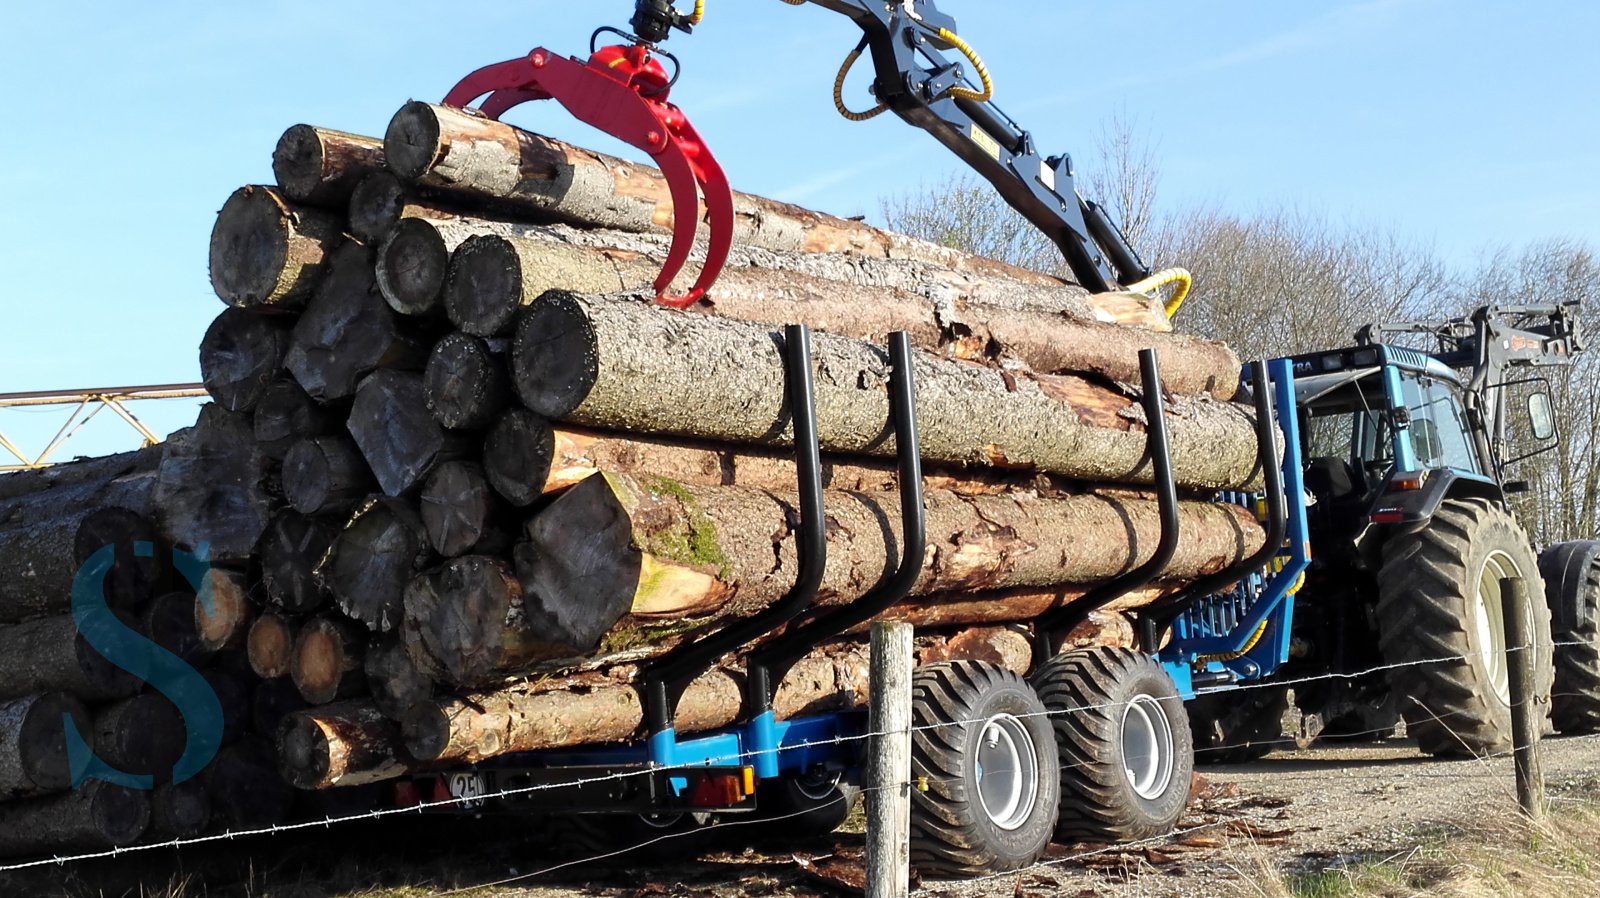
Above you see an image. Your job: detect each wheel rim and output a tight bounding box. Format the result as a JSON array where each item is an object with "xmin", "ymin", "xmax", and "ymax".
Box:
[
  {"xmin": 1121, "ymin": 695, "xmax": 1175, "ymax": 800},
  {"xmin": 792, "ymin": 768, "xmax": 843, "ymax": 802},
  {"xmin": 1475, "ymin": 549, "xmax": 1521, "ymax": 706},
  {"xmin": 973, "ymin": 714, "xmax": 1038, "ymax": 831}
]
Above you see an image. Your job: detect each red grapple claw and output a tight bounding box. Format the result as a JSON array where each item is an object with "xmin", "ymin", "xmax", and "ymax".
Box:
[{"xmin": 444, "ymin": 44, "xmax": 733, "ymax": 308}]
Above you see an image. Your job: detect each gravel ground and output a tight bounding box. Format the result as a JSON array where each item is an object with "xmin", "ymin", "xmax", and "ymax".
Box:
[{"xmin": 5, "ymin": 733, "xmax": 1597, "ymax": 897}]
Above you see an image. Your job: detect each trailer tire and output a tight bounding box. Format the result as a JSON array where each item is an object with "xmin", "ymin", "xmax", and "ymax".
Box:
[
  {"xmin": 1187, "ymin": 686, "xmax": 1289, "ymax": 764},
  {"xmin": 1031, "ymin": 647, "xmax": 1193, "ymax": 842},
  {"xmin": 908, "ymin": 661, "xmax": 1059, "ymax": 876},
  {"xmin": 1376, "ymin": 498, "xmax": 1553, "ymax": 756},
  {"xmin": 1540, "ymin": 541, "xmax": 1600, "ymax": 734},
  {"xmin": 758, "ymin": 768, "xmax": 861, "ymax": 838}
]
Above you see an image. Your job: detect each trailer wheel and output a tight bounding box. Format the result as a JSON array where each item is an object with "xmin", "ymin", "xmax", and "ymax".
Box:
[
  {"xmin": 1376, "ymin": 498, "xmax": 1554, "ymax": 756},
  {"xmin": 908, "ymin": 661, "xmax": 1059, "ymax": 876},
  {"xmin": 757, "ymin": 768, "xmax": 861, "ymax": 837},
  {"xmin": 1187, "ymin": 686, "xmax": 1289, "ymax": 764},
  {"xmin": 1540, "ymin": 542, "xmax": 1600, "ymax": 734},
  {"xmin": 1030, "ymin": 647, "xmax": 1193, "ymax": 842}
]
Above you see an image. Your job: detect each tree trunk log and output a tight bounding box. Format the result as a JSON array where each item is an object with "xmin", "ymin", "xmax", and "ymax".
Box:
[
  {"xmin": 205, "ymin": 738, "xmax": 293, "ymax": 829},
  {"xmin": 320, "ymin": 497, "xmax": 430, "ymax": 632},
  {"xmin": 76, "ymin": 505, "xmax": 168, "ymax": 611},
  {"xmin": 348, "ymin": 370, "xmax": 471, "ymax": 496},
  {"xmin": 194, "ymin": 568, "xmax": 255, "ymax": 653},
  {"xmin": 290, "ymin": 616, "xmax": 367, "ymax": 705},
  {"xmin": 284, "ymin": 243, "xmax": 430, "ymax": 402},
  {"xmin": 278, "ymin": 701, "xmax": 410, "ymax": 789},
  {"xmin": 0, "ymin": 614, "xmax": 142, "ymax": 702},
  {"xmin": 0, "ymin": 693, "xmax": 91, "ymax": 799},
  {"xmin": 401, "ymin": 556, "xmax": 528, "ymax": 687},
  {"xmin": 92, "ymin": 693, "xmax": 184, "ymax": 779},
  {"xmin": 450, "ymin": 228, "xmax": 1229, "ymax": 392},
  {"xmin": 381, "ymin": 103, "xmax": 1170, "ymax": 329},
  {"xmin": 513, "ymin": 293, "xmax": 1263, "ymax": 491},
  {"xmin": 419, "ymin": 461, "xmax": 505, "ymax": 558},
  {"xmin": 283, "ymin": 436, "xmax": 376, "ymax": 516},
  {"xmin": 0, "ymin": 483, "xmax": 158, "ymax": 625},
  {"xmin": 253, "ymin": 377, "xmax": 333, "ymax": 460},
  {"xmin": 378, "ymin": 218, "xmax": 550, "ymax": 318},
  {"xmin": 248, "ymin": 612, "xmax": 296, "ymax": 679},
  {"xmin": 365, "ymin": 637, "xmax": 433, "ymax": 720},
  {"xmin": 257, "ymin": 511, "xmax": 335, "ymax": 613},
  {"xmin": 0, "ymin": 446, "xmax": 158, "ymax": 506},
  {"xmin": 209, "ymin": 186, "xmax": 342, "ymax": 311},
  {"xmin": 0, "ymin": 781, "xmax": 150, "ymax": 856},
  {"xmin": 151, "ymin": 778, "xmax": 212, "ymax": 838},
  {"xmin": 423, "ymin": 333, "xmax": 510, "ymax": 430},
  {"xmin": 200, "ymin": 308, "xmax": 293, "ymax": 412},
  {"xmin": 273, "ymin": 125, "xmax": 386, "ymax": 206},
  {"xmin": 143, "ymin": 590, "xmax": 211, "ymax": 670},
  {"xmin": 154, "ymin": 405, "xmax": 274, "ymax": 563},
  {"xmin": 513, "ymin": 472, "xmax": 1260, "ymax": 664}
]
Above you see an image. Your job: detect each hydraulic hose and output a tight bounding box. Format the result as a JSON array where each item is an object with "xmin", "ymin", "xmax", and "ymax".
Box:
[{"xmin": 1125, "ymin": 267, "xmax": 1193, "ymax": 319}]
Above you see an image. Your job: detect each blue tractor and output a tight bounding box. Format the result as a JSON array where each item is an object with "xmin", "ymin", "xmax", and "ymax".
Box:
[{"xmin": 1180, "ymin": 302, "xmax": 1593, "ymax": 760}]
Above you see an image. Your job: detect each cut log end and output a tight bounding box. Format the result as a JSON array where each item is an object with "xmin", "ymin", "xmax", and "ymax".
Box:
[
  {"xmin": 290, "ymin": 617, "xmax": 366, "ymax": 705},
  {"xmin": 151, "ymin": 779, "xmax": 212, "ymax": 838},
  {"xmin": 419, "ymin": 460, "xmax": 499, "ymax": 557},
  {"xmin": 200, "ymin": 308, "xmax": 292, "ymax": 412},
  {"xmin": 253, "ymin": 378, "xmax": 330, "ymax": 460},
  {"xmin": 482, "ymin": 408, "xmax": 556, "ymax": 507},
  {"xmin": 323, "ymin": 497, "xmax": 428, "ymax": 633},
  {"xmin": 208, "ymin": 186, "xmax": 337, "ymax": 310},
  {"xmin": 511, "ymin": 290, "xmax": 598, "ymax": 419},
  {"xmin": 348, "ymin": 172, "xmax": 411, "ymax": 244},
  {"xmin": 248, "ymin": 613, "xmax": 296, "ymax": 679},
  {"xmin": 144, "ymin": 590, "xmax": 211, "ymax": 669},
  {"xmin": 377, "ymin": 218, "xmax": 453, "ymax": 316},
  {"xmin": 383, "ymin": 100, "xmax": 445, "ymax": 182},
  {"xmin": 6, "ymin": 693, "xmax": 91, "ymax": 794},
  {"xmin": 399, "ymin": 704, "xmax": 449, "ymax": 761},
  {"xmin": 91, "ymin": 783, "xmax": 154, "ymax": 847},
  {"xmin": 283, "ymin": 436, "xmax": 375, "ymax": 517},
  {"xmin": 258, "ymin": 511, "xmax": 334, "ymax": 613},
  {"xmin": 365, "ymin": 638, "xmax": 433, "ymax": 720},
  {"xmin": 446, "ymin": 235, "xmax": 530, "ymax": 336},
  {"xmin": 349, "ymin": 369, "xmax": 466, "ymax": 496},
  {"xmin": 73, "ymin": 505, "xmax": 165, "ymax": 610},
  {"xmin": 402, "ymin": 555, "xmax": 524, "ymax": 686},
  {"xmin": 194, "ymin": 568, "xmax": 255, "ymax": 652},
  {"xmin": 272, "ymin": 124, "xmax": 385, "ymax": 206},
  {"xmin": 424, "ymin": 332, "xmax": 509, "ymax": 431}
]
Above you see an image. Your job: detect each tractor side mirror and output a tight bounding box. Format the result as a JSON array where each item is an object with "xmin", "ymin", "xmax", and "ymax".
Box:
[{"xmin": 1527, "ymin": 392, "xmax": 1556, "ymax": 442}]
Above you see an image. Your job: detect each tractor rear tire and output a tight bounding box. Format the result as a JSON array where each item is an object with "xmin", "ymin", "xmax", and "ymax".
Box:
[
  {"xmin": 908, "ymin": 661, "xmax": 1059, "ymax": 876},
  {"xmin": 1540, "ymin": 542, "xmax": 1600, "ymax": 734},
  {"xmin": 1187, "ymin": 686, "xmax": 1290, "ymax": 764},
  {"xmin": 1030, "ymin": 647, "xmax": 1194, "ymax": 843},
  {"xmin": 1375, "ymin": 498, "xmax": 1553, "ymax": 757}
]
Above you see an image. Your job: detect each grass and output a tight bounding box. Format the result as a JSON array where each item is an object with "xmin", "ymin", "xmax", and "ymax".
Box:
[{"xmin": 1232, "ymin": 797, "xmax": 1600, "ymax": 898}]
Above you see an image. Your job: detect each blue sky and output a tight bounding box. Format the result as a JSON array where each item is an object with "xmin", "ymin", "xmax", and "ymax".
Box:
[{"xmin": 2, "ymin": 0, "xmax": 1596, "ymax": 459}]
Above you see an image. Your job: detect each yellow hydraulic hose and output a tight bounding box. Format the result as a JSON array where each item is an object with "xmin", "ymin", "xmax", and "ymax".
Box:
[
  {"xmin": 935, "ymin": 27, "xmax": 993, "ymax": 103},
  {"xmin": 1195, "ymin": 620, "xmax": 1269, "ymax": 665},
  {"xmin": 1125, "ymin": 267, "xmax": 1193, "ymax": 319},
  {"xmin": 834, "ymin": 46, "xmax": 889, "ymax": 121},
  {"xmin": 688, "ymin": 0, "xmax": 705, "ymax": 25}
]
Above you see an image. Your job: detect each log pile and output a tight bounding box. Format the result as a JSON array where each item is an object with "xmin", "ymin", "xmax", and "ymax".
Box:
[{"xmin": 0, "ymin": 107, "xmax": 1264, "ymax": 859}]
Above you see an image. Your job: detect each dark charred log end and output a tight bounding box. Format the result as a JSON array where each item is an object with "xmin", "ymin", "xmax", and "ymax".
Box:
[
  {"xmin": 258, "ymin": 511, "xmax": 335, "ymax": 613},
  {"xmin": 152, "ymin": 779, "xmax": 212, "ymax": 837},
  {"xmin": 326, "ymin": 498, "xmax": 427, "ymax": 633},
  {"xmin": 209, "ymin": 186, "xmax": 291, "ymax": 308},
  {"xmin": 512, "ymin": 290, "xmax": 598, "ymax": 419},
  {"xmin": 348, "ymin": 172, "xmax": 411, "ymax": 244},
  {"xmin": 89, "ymin": 783, "xmax": 152, "ymax": 846},
  {"xmin": 144, "ymin": 590, "xmax": 213, "ymax": 669},
  {"xmin": 284, "ymin": 436, "xmax": 374, "ymax": 516},
  {"xmin": 384, "ymin": 101, "xmax": 443, "ymax": 181},
  {"xmin": 73, "ymin": 505, "xmax": 166, "ymax": 609},
  {"xmin": 483, "ymin": 408, "xmax": 556, "ymax": 507},
  {"xmin": 200, "ymin": 308, "xmax": 292, "ymax": 411},
  {"xmin": 377, "ymin": 218, "xmax": 451, "ymax": 316},
  {"xmin": 517, "ymin": 476, "xmax": 642, "ymax": 653},
  {"xmin": 253, "ymin": 378, "xmax": 329, "ymax": 460},
  {"xmin": 277, "ymin": 714, "xmax": 333, "ymax": 789},
  {"xmin": 400, "ymin": 704, "xmax": 448, "ymax": 761},
  {"xmin": 271, "ymin": 124, "xmax": 329, "ymax": 203},
  {"xmin": 103, "ymin": 693, "xmax": 185, "ymax": 780},
  {"xmin": 446, "ymin": 235, "xmax": 525, "ymax": 337},
  {"xmin": 206, "ymin": 740, "xmax": 294, "ymax": 828},
  {"xmin": 19, "ymin": 693, "xmax": 90, "ymax": 792},
  {"xmin": 366, "ymin": 638, "xmax": 434, "ymax": 720},
  {"xmin": 420, "ymin": 460, "xmax": 496, "ymax": 557},
  {"xmin": 349, "ymin": 370, "xmax": 453, "ymax": 496},
  {"xmin": 424, "ymin": 332, "xmax": 509, "ymax": 431}
]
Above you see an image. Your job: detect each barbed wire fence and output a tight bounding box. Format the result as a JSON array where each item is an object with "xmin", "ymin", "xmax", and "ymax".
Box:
[{"xmin": 0, "ymin": 635, "xmax": 1591, "ymax": 896}]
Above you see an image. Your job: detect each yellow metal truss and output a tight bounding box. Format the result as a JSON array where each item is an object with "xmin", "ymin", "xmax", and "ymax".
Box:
[{"xmin": 0, "ymin": 383, "xmax": 207, "ymax": 471}]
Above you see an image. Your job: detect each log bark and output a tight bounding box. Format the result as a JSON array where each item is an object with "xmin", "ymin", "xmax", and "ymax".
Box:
[
  {"xmin": 248, "ymin": 612, "xmax": 296, "ymax": 679},
  {"xmin": 348, "ymin": 369, "xmax": 471, "ymax": 496},
  {"xmin": 0, "ymin": 481, "xmax": 158, "ymax": 625},
  {"xmin": 290, "ymin": 616, "xmax": 367, "ymax": 705},
  {"xmin": 450, "ymin": 228, "xmax": 1229, "ymax": 391},
  {"xmin": 0, "ymin": 781, "xmax": 150, "ymax": 856},
  {"xmin": 253, "ymin": 377, "xmax": 333, "ymax": 460},
  {"xmin": 0, "ymin": 693, "xmax": 91, "ymax": 799},
  {"xmin": 200, "ymin": 308, "xmax": 294, "ymax": 412},
  {"xmin": 513, "ymin": 472, "xmax": 1261, "ymax": 664},
  {"xmin": 0, "ymin": 614, "xmax": 142, "ymax": 702},
  {"xmin": 423, "ymin": 332, "xmax": 510, "ymax": 430},
  {"xmin": 320, "ymin": 497, "xmax": 430, "ymax": 632},
  {"xmin": 92, "ymin": 693, "xmax": 184, "ymax": 779},
  {"xmin": 401, "ymin": 556, "xmax": 527, "ymax": 687},
  {"xmin": 513, "ymin": 293, "xmax": 1263, "ymax": 490},
  {"xmin": 209, "ymin": 185, "xmax": 342, "ymax": 311},
  {"xmin": 193, "ymin": 568, "xmax": 255, "ymax": 653},
  {"xmin": 257, "ymin": 511, "xmax": 335, "ymax": 613},
  {"xmin": 151, "ymin": 778, "xmax": 212, "ymax": 838},
  {"xmin": 0, "ymin": 446, "xmax": 158, "ymax": 506},
  {"xmin": 419, "ymin": 461, "xmax": 504, "ymax": 557},
  {"xmin": 205, "ymin": 738, "xmax": 293, "ymax": 829},
  {"xmin": 284, "ymin": 242, "xmax": 430, "ymax": 402},
  {"xmin": 154, "ymin": 405, "xmax": 274, "ymax": 563},
  {"xmin": 381, "ymin": 103, "xmax": 1171, "ymax": 329},
  {"xmin": 273, "ymin": 125, "xmax": 386, "ymax": 206},
  {"xmin": 278, "ymin": 700, "xmax": 410, "ymax": 789},
  {"xmin": 143, "ymin": 590, "xmax": 211, "ymax": 669},
  {"xmin": 365, "ymin": 637, "xmax": 433, "ymax": 720},
  {"xmin": 283, "ymin": 436, "xmax": 376, "ymax": 516}
]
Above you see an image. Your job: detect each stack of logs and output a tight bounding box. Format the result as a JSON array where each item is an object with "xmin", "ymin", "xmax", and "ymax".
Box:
[{"xmin": 0, "ymin": 103, "xmax": 1267, "ymax": 858}]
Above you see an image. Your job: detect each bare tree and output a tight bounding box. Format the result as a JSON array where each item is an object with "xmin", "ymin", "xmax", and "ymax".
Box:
[{"xmin": 1083, "ymin": 109, "xmax": 1161, "ymax": 250}]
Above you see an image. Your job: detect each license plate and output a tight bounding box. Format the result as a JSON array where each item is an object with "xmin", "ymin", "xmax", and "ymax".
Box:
[{"xmin": 447, "ymin": 772, "xmax": 487, "ymax": 810}]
